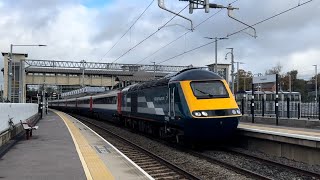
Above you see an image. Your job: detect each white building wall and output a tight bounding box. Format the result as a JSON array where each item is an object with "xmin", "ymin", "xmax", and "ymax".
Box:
[{"xmin": 0, "ymin": 103, "xmax": 38, "ymax": 133}]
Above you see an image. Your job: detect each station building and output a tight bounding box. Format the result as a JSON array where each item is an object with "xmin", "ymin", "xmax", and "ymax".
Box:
[{"xmin": 1, "ymin": 52, "xmax": 202, "ymax": 103}]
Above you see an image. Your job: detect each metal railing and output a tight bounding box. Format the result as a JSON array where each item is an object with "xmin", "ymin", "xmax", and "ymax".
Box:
[
  {"xmin": 237, "ymin": 97, "xmax": 320, "ymax": 121},
  {"xmin": 24, "ymin": 59, "xmax": 208, "ymax": 73}
]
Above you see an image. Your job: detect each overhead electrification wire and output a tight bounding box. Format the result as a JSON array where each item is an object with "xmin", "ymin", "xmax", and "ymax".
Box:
[
  {"xmin": 229, "ymin": 0, "xmax": 240, "ymax": 4},
  {"xmin": 100, "ymin": 0, "xmax": 155, "ymax": 60},
  {"xmin": 135, "ymin": 9, "xmax": 223, "ymax": 64},
  {"xmin": 227, "ymin": 0, "xmax": 313, "ymax": 38},
  {"xmin": 156, "ymin": 0, "xmax": 313, "ymax": 65},
  {"xmin": 135, "ymin": 0, "xmax": 241, "ymax": 64},
  {"xmin": 111, "ymin": 4, "xmax": 189, "ymax": 63},
  {"xmin": 157, "ymin": 41, "xmax": 215, "ymax": 65}
]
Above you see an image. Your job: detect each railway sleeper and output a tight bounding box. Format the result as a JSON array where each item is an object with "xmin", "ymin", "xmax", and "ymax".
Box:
[
  {"xmin": 139, "ymin": 164, "xmax": 164, "ymax": 169},
  {"xmin": 151, "ymin": 172, "xmax": 180, "ymax": 178},
  {"xmin": 138, "ymin": 163, "xmax": 163, "ymax": 168},
  {"xmin": 148, "ymin": 168, "xmax": 173, "ymax": 174},
  {"xmin": 130, "ymin": 156, "xmax": 152, "ymax": 162},
  {"xmin": 134, "ymin": 159, "xmax": 155, "ymax": 164},
  {"xmin": 154, "ymin": 175, "xmax": 184, "ymax": 180},
  {"xmin": 142, "ymin": 166, "xmax": 169, "ymax": 171},
  {"xmin": 127, "ymin": 155, "xmax": 152, "ymax": 160},
  {"xmin": 137, "ymin": 161, "xmax": 160, "ymax": 167}
]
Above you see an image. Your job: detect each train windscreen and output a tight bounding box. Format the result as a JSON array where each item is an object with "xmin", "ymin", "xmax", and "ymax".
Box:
[{"xmin": 190, "ymin": 81, "xmax": 229, "ymax": 99}]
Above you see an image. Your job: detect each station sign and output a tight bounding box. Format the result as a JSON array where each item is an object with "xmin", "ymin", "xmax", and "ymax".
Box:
[{"xmin": 253, "ymin": 74, "xmax": 276, "ymax": 84}]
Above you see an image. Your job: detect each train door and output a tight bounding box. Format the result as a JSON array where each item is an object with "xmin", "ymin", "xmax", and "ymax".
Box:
[
  {"xmin": 131, "ymin": 92, "xmax": 138, "ymax": 114},
  {"xmin": 168, "ymin": 83, "xmax": 175, "ymax": 120},
  {"xmin": 117, "ymin": 92, "xmax": 122, "ymax": 114},
  {"xmin": 169, "ymin": 83, "xmax": 183, "ymax": 120}
]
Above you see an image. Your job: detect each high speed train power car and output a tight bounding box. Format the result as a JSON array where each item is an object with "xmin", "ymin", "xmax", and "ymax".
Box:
[{"xmin": 49, "ymin": 68, "xmax": 241, "ymax": 142}]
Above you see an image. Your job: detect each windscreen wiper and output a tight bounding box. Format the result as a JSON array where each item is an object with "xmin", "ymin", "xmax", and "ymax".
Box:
[{"xmin": 194, "ymin": 88, "xmax": 214, "ymax": 97}]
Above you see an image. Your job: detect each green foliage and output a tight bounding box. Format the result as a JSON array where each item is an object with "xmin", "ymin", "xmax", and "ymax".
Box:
[{"xmin": 235, "ymin": 69, "xmax": 253, "ymax": 91}]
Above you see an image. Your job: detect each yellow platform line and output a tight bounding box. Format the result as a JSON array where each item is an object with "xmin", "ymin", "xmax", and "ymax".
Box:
[{"xmin": 53, "ymin": 110, "xmax": 114, "ymax": 180}]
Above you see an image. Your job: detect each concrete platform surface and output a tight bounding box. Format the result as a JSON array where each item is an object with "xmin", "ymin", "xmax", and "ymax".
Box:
[
  {"xmin": 238, "ymin": 122, "xmax": 320, "ymax": 165},
  {"xmin": 0, "ymin": 111, "xmax": 86, "ymax": 180},
  {"xmin": 239, "ymin": 122, "xmax": 320, "ymax": 141},
  {"xmin": 53, "ymin": 110, "xmax": 152, "ymax": 180},
  {"xmin": 0, "ymin": 111, "xmax": 152, "ymax": 180}
]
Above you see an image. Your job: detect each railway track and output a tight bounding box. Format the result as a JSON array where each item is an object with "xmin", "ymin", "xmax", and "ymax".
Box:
[
  {"xmin": 186, "ymin": 150, "xmax": 273, "ymax": 180},
  {"xmin": 69, "ymin": 114, "xmax": 281, "ymax": 179},
  {"xmin": 221, "ymin": 147, "xmax": 320, "ymax": 179},
  {"xmin": 70, "ymin": 114, "xmax": 199, "ymax": 180},
  {"xmin": 69, "ymin": 113, "xmax": 320, "ymax": 179},
  {"xmin": 174, "ymin": 142, "xmax": 320, "ymax": 179}
]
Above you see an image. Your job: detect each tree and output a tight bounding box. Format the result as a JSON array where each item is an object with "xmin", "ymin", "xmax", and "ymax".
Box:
[
  {"xmin": 311, "ymin": 74, "xmax": 320, "ymax": 90},
  {"xmin": 235, "ymin": 69, "xmax": 253, "ymax": 92},
  {"xmin": 265, "ymin": 62, "xmax": 282, "ymax": 75},
  {"xmin": 281, "ymin": 69, "xmax": 309, "ymax": 101},
  {"xmin": 282, "ymin": 70, "xmax": 298, "ymax": 91}
]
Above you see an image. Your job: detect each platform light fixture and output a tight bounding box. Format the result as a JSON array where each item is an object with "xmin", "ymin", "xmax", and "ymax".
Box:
[
  {"xmin": 313, "ymin": 65, "xmax": 318, "ymax": 101},
  {"xmin": 225, "ymin": 48, "xmax": 235, "ymax": 94}
]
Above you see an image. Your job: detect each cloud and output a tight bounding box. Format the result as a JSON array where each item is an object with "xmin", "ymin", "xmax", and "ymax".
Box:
[
  {"xmin": 0, "ymin": 0, "xmax": 319, "ymax": 87},
  {"xmin": 286, "ymin": 48, "xmax": 320, "ymax": 79}
]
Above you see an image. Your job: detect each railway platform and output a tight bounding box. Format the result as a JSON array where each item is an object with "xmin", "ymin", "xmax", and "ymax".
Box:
[
  {"xmin": 0, "ymin": 110, "xmax": 151, "ymax": 180},
  {"xmin": 237, "ymin": 122, "xmax": 320, "ymax": 165}
]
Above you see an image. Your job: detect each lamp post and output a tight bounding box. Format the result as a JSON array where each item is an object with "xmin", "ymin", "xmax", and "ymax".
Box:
[
  {"xmin": 225, "ymin": 48, "xmax": 234, "ymax": 94},
  {"xmin": 204, "ymin": 37, "xmax": 228, "ymax": 73},
  {"xmin": 235, "ymin": 61, "xmax": 245, "ymax": 92},
  {"xmin": 313, "ymin": 65, "xmax": 318, "ymax": 101},
  {"xmin": 8, "ymin": 44, "xmax": 46, "ymax": 103},
  {"xmin": 80, "ymin": 60, "xmax": 86, "ymax": 88}
]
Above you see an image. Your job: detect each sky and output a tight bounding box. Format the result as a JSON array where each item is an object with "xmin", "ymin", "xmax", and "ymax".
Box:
[{"xmin": 0, "ymin": 0, "xmax": 319, "ymax": 87}]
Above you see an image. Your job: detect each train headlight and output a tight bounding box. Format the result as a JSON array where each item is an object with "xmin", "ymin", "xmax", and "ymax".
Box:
[
  {"xmin": 231, "ymin": 110, "xmax": 237, "ymax": 115},
  {"xmin": 193, "ymin": 112, "xmax": 202, "ymax": 117},
  {"xmin": 201, "ymin": 111, "xmax": 208, "ymax": 117},
  {"xmin": 236, "ymin": 109, "xmax": 241, "ymax": 114}
]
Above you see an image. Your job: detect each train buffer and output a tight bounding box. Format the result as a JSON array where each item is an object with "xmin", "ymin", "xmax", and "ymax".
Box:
[{"xmin": 20, "ymin": 120, "xmax": 39, "ymax": 140}]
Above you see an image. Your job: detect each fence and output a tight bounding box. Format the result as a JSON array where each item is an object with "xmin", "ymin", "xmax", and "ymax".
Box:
[{"xmin": 237, "ymin": 97, "xmax": 320, "ymax": 120}]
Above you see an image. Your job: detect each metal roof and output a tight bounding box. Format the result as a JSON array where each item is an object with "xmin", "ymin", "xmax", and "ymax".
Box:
[
  {"xmin": 206, "ymin": 63, "xmax": 231, "ymax": 66},
  {"xmin": 25, "ymin": 67, "xmax": 168, "ymax": 76},
  {"xmin": 116, "ymin": 76, "xmax": 156, "ymax": 82},
  {"xmin": 26, "ymin": 68, "xmax": 133, "ymax": 76},
  {"xmin": 24, "ymin": 59, "xmax": 205, "ymax": 72},
  {"xmin": 2, "ymin": 52, "xmax": 28, "ymax": 57}
]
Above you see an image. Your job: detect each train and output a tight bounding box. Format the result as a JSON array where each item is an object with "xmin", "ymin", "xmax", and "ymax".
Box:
[{"xmin": 49, "ymin": 68, "xmax": 241, "ymax": 143}]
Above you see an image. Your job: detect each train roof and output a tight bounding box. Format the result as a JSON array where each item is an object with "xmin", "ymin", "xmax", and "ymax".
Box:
[
  {"xmin": 127, "ymin": 68, "xmax": 222, "ymax": 91},
  {"xmin": 49, "ymin": 90, "xmax": 119, "ymax": 102},
  {"xmin": 169, "ymin": 68, "xmax": 222, "ymax": 81}
]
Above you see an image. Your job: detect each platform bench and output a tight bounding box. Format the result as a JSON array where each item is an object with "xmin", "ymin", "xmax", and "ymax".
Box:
[{"xmin": 20, "ymin": 120, "xmax": 39, "ymax": 140}]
